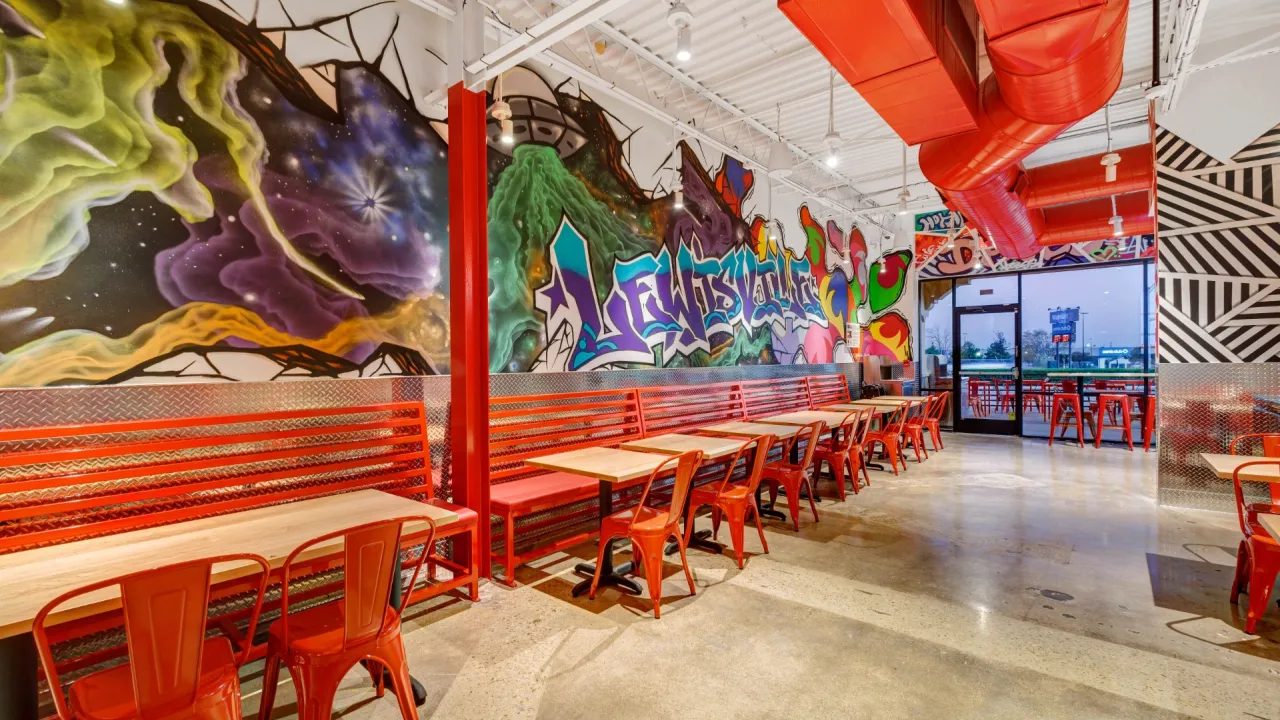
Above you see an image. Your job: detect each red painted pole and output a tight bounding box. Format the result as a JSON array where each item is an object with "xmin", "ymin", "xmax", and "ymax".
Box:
[{"xmin": 448, "ymin": 82, "xmax": 491, "ymax": 579}]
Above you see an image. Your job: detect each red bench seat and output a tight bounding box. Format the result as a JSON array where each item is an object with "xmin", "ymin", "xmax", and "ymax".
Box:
[{"xmin": 490, "ymin": 471, "xmax": 598, "ymax": 514}]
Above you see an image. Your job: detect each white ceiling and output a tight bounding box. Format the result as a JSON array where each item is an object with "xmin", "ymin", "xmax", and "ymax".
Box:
[{"xmin": 484, "ymin": 0, "xmax": 1280, "ymax": 216}]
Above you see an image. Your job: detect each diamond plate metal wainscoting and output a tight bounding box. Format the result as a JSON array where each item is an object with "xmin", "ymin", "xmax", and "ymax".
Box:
[{"xmin": 1158, "ymin": 363, "xmax": 1280, "ymax": 512}]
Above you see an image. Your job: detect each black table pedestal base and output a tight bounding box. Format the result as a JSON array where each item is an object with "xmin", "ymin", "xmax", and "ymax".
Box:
[{"xmin": 572, "ymin": 553, "xmax": 641, "ymax": 597}]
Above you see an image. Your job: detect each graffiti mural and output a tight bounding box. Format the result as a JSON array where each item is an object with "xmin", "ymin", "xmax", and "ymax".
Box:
[
  {"xmin": 915, "ymin": 210, "xmax": 1155, "ymax": 278},
  {"xmin": 0, "ymin": 0, "xmax": 861, "ymax": 387}
]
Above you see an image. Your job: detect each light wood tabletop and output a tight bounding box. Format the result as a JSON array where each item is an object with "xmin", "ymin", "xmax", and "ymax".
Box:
[
  {"xmin": 757, "ymin": 410, "xmax": 854, "ymax": 427},
  {"xmin": 621, "ymin": 433, "xmax": 746, "ymax": 459},
  {"xmin": 1260, "ymin": 513, "xmax": 1280, "ymax": 541},
  {"xmin": 1045, "ymin": 372, "xmax": 1157, "ymax": 378},
  {"xmin": 876, "ymin": 395, "xmax": 928, "ymax": 403},
  {"xmin": 822, "ymin": 403, "xmax": 886, "ymax": 414},
  {"xmin": 849, "ymin": 398, "xmax": 908, "ymax": 407},
  {"xmin": 1200, "ymin": 453, "xmax": 1280, "ymax": 482},
  {"xmin": 0, "ymin": 490, "xmax": 455, "ymax": 640},
  {"xmin": 525, "ymin": 446, "xmax": 672, "ymax": 483},
  {"xmin": 701, "ymin": 421, "xmax": 800, "ymax": 439}
]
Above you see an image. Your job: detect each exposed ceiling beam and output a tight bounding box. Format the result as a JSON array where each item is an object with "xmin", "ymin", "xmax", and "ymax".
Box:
[{"xmin": 1162, "ymin": 0, "xmax": 1214, "ymax": 111}]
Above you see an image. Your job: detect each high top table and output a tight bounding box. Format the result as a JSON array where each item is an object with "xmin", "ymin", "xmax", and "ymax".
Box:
[
  {"xmin": 0, "ymin": 490, "xmax": 457, "ymax": 719},
  {"xmin": 525, "ymin": 447, "xmax": 672, "ymax": 597}
]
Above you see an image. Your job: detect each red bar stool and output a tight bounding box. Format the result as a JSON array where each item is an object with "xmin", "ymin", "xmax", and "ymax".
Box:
[
  {"xmin": 258, "ymin": 516, "xmax": 438, "ymax": 720},
  {"xmin": 1048, "ymin": 386, "xmax": 1085, "ymax": 447},
  {"xmin": 1095, "ymin": 394, "xmax": 1134, "ymax": 450},
  {"xmin": 34, "ymin": 554, "xmax": 271, "ymax": 720}
]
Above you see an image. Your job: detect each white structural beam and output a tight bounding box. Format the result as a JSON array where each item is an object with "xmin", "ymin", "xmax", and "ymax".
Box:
[
  {"xmin": 408, "ymin": 0, "xmax": 879, "ymax": 224},
  {"xmin": 464, "ymin": 0, "xmax": 637, "ymax": 88},
  {"xmin": 1162, "ymin": 0, "xmax": 1214, "ymax": 112}
]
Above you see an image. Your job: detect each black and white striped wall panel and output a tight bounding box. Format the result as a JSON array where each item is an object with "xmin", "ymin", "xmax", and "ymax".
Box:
[{"xmin": 1157, "ymin": 124, "xmax": 1280, "ymax": 363}]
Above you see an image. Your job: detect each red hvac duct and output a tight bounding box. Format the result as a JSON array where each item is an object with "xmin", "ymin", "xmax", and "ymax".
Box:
[
  {"xmin": 1025, "ymin": 146, "xmax": 1154, "ymax": 208},
  {"xmin": 781, "ymin": 0, "xmax": 1137, "ymax": 260},
  {"xmin": 1038, "ymin": 191, "xmax": 1154, "ymax": 246}
]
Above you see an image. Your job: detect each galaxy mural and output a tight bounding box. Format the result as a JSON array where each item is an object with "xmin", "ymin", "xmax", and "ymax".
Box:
[{"xmin": 0, "ymin": 0, "xmax": 869, "ymax": 387}]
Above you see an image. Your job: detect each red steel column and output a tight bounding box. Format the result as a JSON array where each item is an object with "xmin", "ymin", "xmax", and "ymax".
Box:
[{"xmin": 448, "ymin": 82, "xmax": 490, "ymax": 579}]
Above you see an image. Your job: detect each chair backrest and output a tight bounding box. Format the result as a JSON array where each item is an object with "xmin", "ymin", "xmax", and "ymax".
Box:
[
  {"xmin": 929, "ymin": 392, "xmax": 950, "ymax": 420},
  {"xmin": 717, "ymin": 434, "xmax": 777, "ymax": 496},
  {"xmin": 835, "ymin": 411, "xmax": 865, "ymax": 453},
  {"xmin": 852, "ymin": 408, "xmax": 875, "ymax": 445},
  {"xmin": 0, "ymin": 403, "xmax": 433, "ymax": 555},
  {"xmin": 791, "ymin": 421, "xmax": 826, "ymax": 471},
  {"xmin": 1230, "ymin": 433, "xmax": 1280, "ymax": 457},
  {"xmin": 633, "ymin": 450, "xmax": 704, "ymax": 529},
  {"xmin": 489, "ymin": 389, "xmax": 643, "ymax": 485},
  {"xmin": 278, "ymin": 515, "xmax": 436, "ymax": 651},
  {"xmin": 1061, "ymin": 379, "xmax": 1077, "ymax": 393},
  {"xmin": 638, "ymin": 383, "xmax": 745, "ymax": 436},
  {"xmin": 882, "ymin": 403, "xmax": 909, "ymax": 430},
  {"xmin": 33, "ymin": 554, "xmax": 270, "ymax": 720},
  {"xmin": 1232, "ymin": 461, "xmax": 1280, "ymax": 535}
]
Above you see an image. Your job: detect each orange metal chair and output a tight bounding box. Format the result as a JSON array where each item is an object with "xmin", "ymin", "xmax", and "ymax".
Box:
[
  {"xmin": 813, "ymin": 410, "xmax": 873, "ymax": 500},
  {"xmin": 1048, "ymin": 381, "xmax": 1085, "ymax": 447},
  {"xmin": 865, "ymin": 404, "xmax": 909, "ymax": 474},
  {"xmin": 33, "ymin": 554, "xmax": 271, "ymax": 720},
  {"xmin": 589, "ymin": 450, "xmax": 703, "ymax": 618},
  {"xmin": 763, "ymin": 421, "xmax": 825, "ymax": 530},
  {"xmin": 1230, "ymin": 434, "xmax": 1280, "ymax": 510},
  {"xmin": 921, "ymin": 391, "xmax": 949, "ymax": 450},
  {"xmin": 1094, "ymin": 394, "xmax": 1134, "ymax": 450},
  {"xmin": 1228, "ymin": 460, "xmax": 1280, "ymax": 634},
  {"xmin": 901, "ymin": 399, "xmax": 931, "ymax": 462},
  {"xmin": 685, "ymin": 435, "xmax": 776, "ymax": 569},
  {"xmin": 258, "ymin": 516, "xmax": 437, "ymax": 720}
]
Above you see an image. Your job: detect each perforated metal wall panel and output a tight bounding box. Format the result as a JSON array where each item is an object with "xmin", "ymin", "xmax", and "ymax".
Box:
[{"xmin": 1157, "ymin": 363, "xmax": 1280, "ymax": 511}]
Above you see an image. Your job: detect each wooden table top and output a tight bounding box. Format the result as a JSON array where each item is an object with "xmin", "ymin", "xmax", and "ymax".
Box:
[
  {"xmin": 621, "ymin": 433, "xmax": 746, "ymax": 459},
  {"xmin": 822, "ymin": 403, "xmax": 886, "ymax": 414},
  {"xmin": 758, "ymin": 410, "xmax": 854, "ymax": 427},
  {"xmin": 525, "ymin": 446, "xmax": 672, "ymax": 483},
  {"xmin": 876, "ymin": 395, "xmax": 927, "ymax": 403},
  {"xmin": 701, "ymin": 421, "xmax": 800, "ymax": 439},
  {"xmin": 850, "ymin": 398, "xmax": 908, "ymax": 406},
  {"xmin": 1044, "ymin": 372, "xmax": 1157, "ymax": 378},
  {"xmin": 0, "ymin": 490, "xmax": 455, "ymax": 640},
  {"xmin": 1200, "ymin": 453, "xmax": 1280, "ymax": 482},
  {"xmin": 1260, "ymin": 513, "xmax": 1280, "ymax": 541}
]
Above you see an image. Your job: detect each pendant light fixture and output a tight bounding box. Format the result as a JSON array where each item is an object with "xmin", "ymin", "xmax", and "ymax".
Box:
[
  {"xmin": 671, "ymin": 126, "xmax": 684, "ymax": 211},
  {"xmin": 823, "ymin": 67, "xmax": 841, "ymax": 168},
  {"xmin": 768, "ymin": 104, "xmax": 793, "ymax": 178},
  {"xmin": 766, "ymin": 174, "xmax": 778, "ymax": 242},
  {"xmin": 491, "ymin": 72, "xmax": 514, "ymax": 146},
  {"xmin": 1100, "ymin": 104, "xmax": 1120, "ymax": 183},
  {"xmin": 668, "ymin": 3, "xmax": 694, "ymax": 64},
  {"xmin": 896, "ymin": 143, "xmax": 911, "ymax": 215}
]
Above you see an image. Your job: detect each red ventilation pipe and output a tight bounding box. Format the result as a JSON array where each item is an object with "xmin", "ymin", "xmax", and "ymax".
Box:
[
  {"xmin": 781, "ymin": 0, "xmax": 1137, "ymax": 260},
  {"xmin": 1024, "ymin": 145, "xmax": 1154, "ymax": 209},
  {"xmin": 1038, "ymin": 191, "xmax": 1154, "ymax": 246}
]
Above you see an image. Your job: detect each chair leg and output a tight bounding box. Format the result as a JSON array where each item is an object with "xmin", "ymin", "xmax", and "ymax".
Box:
[
  {"xmin": 633, "ymin": 535, "xmax": 668, "ymax": 618},
  {"xmin": 724, "ymin": 502, "xmax": 747, "ymax": 569},
  {"xmin": 379, "ymin": 637, "xmax": 420, "ymax": 720},
  {"xmin": 750, "ymin": 500, "xmax": 769, "ymax": 556},
  {"xmin": 294, "ymin": 662, "xmax": 340, "ymax": 720},
  {"xmin": 1244, "ymin": 551, "xmax": 1278, "ymax": 634},
  {"xmin": 257, "ymin": 654, "xmax": 282, "ymax": 720},
  {"xmin": 803, "ymin": 478, "xmax": 819, "ymax": 522},
  {"xmin": 1230, "ymin": 539, "xmax": 1249, "ymax": 603},
  {"xmin": 674, "ymin": 533, "xmax": 697, "ymax": 596}
]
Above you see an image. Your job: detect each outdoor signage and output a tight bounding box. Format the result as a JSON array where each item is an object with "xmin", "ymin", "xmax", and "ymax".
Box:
[
  {"xmin": 1099, "ymin": 347, "xmax": 1131, "ymax": 357},
  {"xmin": 1049, "ymin": 308, "xmax": 1080, "ymax": 325}
]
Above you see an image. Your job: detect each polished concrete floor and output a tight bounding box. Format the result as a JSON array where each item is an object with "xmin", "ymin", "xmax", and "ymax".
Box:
[{"xmin": 242, "ymin": 433, "xmax": 1280, "ymax": 719}]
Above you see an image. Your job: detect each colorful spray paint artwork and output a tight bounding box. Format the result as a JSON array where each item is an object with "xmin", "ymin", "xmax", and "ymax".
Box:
[
  {"xmin": 914, "ymin": 210, "xmax": 1155, "ymax": 278},
  {"xmin": 0, "ymin": 0, "xmax": 867, "ymax": 387}
]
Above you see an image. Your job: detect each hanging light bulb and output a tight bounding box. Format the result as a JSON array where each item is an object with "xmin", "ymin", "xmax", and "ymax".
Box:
[
  {"xmin": 1100, "ymin": 104, "xmax": 1119, "ymax": 182},
  {"xmin": 895, "ymin": 143, "xmax": 911, "ymax": 214},
  {"xmin": 668, "ymin": 3, "xmax": 694, "ymax": 63},
  {"xmin": 823, "ymin": 67, "xmax": 841, "ymax": 168},
  {"xmin": 490, "ymin": 72, "xmax": 514, "ymax": 146},
  {"xmin": 768, "ymin": 105, "xmax": 793, "ymax": 178},
  {"xmin": 1111, "ymin": 215, "xmax": 1124, "ymax": 236},
  {"xmin": 673, "ymin": 187, "xmax": 684, "ymax": 210}
]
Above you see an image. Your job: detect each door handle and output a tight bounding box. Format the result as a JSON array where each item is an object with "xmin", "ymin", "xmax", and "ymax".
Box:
[{"xmin": 1012, "ymin": 367, "xmax": 1020, "ymax": 380}]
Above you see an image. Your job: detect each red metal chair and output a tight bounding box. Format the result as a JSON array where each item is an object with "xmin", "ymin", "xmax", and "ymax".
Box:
[
  {"xmin": 813, "ymin": 410, "xmax": 873, "ymax": 500},
  {"xmin": 685, "ymin": 435, "xmax": 776, "ymax": 569},
  {"xmin": 1023, "ymin": 380, "xmax": 1047, "ymax": 421},
  {"xmin": 1230, "ymin": 434, "xmax": 1280, "ymax": 509},
  {"xmin": 1228, "ymin": 460, "xmax": 1280, "ymax": 634},
  {"xmin": 258, "ymin": 516, "xmax": 437, "ymax": 720},
  {"xmin": 1048, "ymin": 381, "xmax": 1085, "ymax": 447},
  {"xmin": 1094, "ymin": 394, "xmax": 1134, "ymax": 450},
  {"xmin": 589, "ymin": 450, "xmax": 703, "ymax": 618},
  {"xmin": 865, "ymin": 403, "xmax": 908, "ymax": 474},
  {"xmin": 764, "ymin": 421, "xmax": 825, "ymax": 530},
  {"xmin": 921, "ymin": 391, "xmax": 949, "ymax": 451},
  {"xmin": 901, "ymin": 399, "xmax": 931, "ymax": 462},
  {"xmin": 34, "ymin": 554, "xmax": 271, "ymax": 720}
]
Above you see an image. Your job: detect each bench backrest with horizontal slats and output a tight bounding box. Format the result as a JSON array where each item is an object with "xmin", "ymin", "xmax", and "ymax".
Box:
[
  {"xmin": 637, "ymin": 382, "xmax": 746, "ymax": 436},
  {"xmin": 0, "ymin": 403, "xmax": 433, "ymax": 555},
  {"xmin": 806, "ymin": 374, "xmax": 851, "ymax": 408},
  {"xmin": 740, "ymin": 377, "xmax": 814, "ymax": 419},
  {"xmin": 488, "ymin": 389, "xmax": 644, "ymax": 484}
]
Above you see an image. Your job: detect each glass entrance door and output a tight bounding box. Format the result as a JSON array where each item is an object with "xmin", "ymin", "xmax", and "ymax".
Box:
[{"xmin": 955, "ymin": 306, "xmax": 1021, "ymax": 434}]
